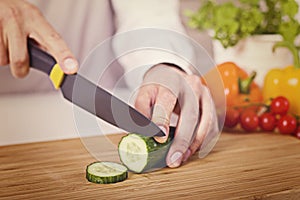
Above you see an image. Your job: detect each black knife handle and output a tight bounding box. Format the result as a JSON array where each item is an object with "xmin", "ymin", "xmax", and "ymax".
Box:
[
  {"xmin": 27, "ymin": 39, "xmax": 56, "ymax": 75},
  {"xmin": 27, "ymin": 39, "xmax": 66, "ymax": 89}
]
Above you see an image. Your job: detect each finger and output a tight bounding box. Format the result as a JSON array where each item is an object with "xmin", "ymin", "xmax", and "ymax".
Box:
[
  {"xmin": 134, "ymin": 85, "xmax": 155, "ymax": 118},
  {"xmin": 182, "ymin": 149, "xmax": 192, "ymax": 163},
  {"xmin": 0, "ymin": 30, "xmax": 8, "ymax": 66},
  {"xmin": 28, "ymin": 13, "xmax": 78, "ymax": 74},
  {"xmin": 166, "ymin": 87, "xmax": 200, "ymax": 168},
  {"xmin": 187, "ymin": 86, "xmax": 219, "ymax": 159},
  {"xmin": 152, "ymin": 86, "xmax": 177, "ymax": 143},
  {"xmin": 6, "ymin": 21, "xmax": 29, "ymax": 78},
  {"xmin": 198, "ymin": 89, "xmax": 220, "ymax": 159}
]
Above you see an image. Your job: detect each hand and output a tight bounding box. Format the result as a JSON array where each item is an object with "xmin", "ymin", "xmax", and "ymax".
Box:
[
  {"xmin": 135, "ymin": 64, "xmax": 219, "ymax": 168},
  {"xmin": 0, "ymin": 0, "xmax": 78, "ymax": 78}
]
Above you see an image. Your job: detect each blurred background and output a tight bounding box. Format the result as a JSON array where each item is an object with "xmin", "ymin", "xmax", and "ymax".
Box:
[{"xmin": 1, "ymin": 0, "xmax": 299, "ymax": 145}]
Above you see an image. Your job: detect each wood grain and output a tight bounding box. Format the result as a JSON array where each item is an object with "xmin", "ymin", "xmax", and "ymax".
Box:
[{"xmin": 0, "ymin": 132, "xmax": 300, "ymax": 200}]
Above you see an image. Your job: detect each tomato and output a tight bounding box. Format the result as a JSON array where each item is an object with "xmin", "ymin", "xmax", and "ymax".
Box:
[
  {"xmin": 270, "ymin": 96, "xmax": 290, "ymax": 116},
  {"xmin": 293, "ymin": 126, "xmax": 300, "ymax": 139},
  {"xmin": 259, "ymin": 113, "xmax": 276, "ymax": 132},
  {"xmin": 277, "ymin": 115, "xmax": 297, "ymax": 134},
  {"xmin": 240, "ymin": 110, "xmax": 259, "ymax": 132},
  {"xmin": 225, "ymin": 108, "xmax": 240, "ymax": 128}
]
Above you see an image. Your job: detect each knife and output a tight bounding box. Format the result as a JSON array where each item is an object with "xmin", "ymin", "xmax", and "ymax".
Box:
[{"xmin": 27, "ymin": 39, "xmax": 164, "ymax": 137}]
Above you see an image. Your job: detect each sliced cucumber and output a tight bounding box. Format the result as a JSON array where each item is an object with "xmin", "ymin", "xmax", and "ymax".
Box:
[
  {"xmin": 118, "ymin": 127, "xmax": 175, "ymax": 173},
  {"xmin": 86, "ymin": 161, "xmax": 128, "ymax": 184}
]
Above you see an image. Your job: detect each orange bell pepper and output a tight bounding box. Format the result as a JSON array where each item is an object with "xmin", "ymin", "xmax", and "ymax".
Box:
[{"xmin": 217, "ymin": 62, "xmax": 263, "ymax": 109}]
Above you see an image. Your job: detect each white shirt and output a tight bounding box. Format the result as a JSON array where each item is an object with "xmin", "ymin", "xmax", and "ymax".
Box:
[{"xmin": 0, "ymin": 0, "xmax": 195, "ymax": 94}]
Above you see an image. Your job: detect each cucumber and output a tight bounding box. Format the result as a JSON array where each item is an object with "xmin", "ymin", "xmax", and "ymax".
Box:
[
  {"xmin": 86, "ymin": 161, "xmax": 128, "ymax": 184},
  {"xmin": 118, "ymin": 127, "xmax": 175, "ymax": 173}
]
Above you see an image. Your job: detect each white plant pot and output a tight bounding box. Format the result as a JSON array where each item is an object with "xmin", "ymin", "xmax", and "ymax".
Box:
[{"xmin": 212, "ymin": 34, "xmax": 293, "ymax": 87}]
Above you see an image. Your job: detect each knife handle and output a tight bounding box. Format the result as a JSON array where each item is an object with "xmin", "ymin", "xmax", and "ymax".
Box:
[{"xmin": 27, "ymin": 39, "xmax": 65, "ymax": 89}]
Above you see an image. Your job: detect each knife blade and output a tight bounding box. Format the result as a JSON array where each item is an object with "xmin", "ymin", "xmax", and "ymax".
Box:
[{"xmin": 27, "ymin": 39, "xmax": 164, "ymax": 137}]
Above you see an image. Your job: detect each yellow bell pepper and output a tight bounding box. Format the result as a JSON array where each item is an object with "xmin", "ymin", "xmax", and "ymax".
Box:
[
  {"xmin": 263, "ymin": 66, "xmax": 300, "ymax": 115},
  {"xmin": 263, "ymin": 40, "xmax": 300, "ymax": 116}
]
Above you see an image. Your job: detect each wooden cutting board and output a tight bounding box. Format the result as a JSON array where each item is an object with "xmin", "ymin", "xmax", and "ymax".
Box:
[{"xmin": 0, "ymin": 132, "xmax": 300, "ymax": 200}]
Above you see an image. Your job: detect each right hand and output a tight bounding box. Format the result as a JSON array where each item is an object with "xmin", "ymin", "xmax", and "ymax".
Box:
[
  {"xmin": 135, "ymin": 64, "xmax": 220, "ymax": 168},
  {"xmin": 0, "ymin": 0, "xmax": 78, "ymax": 78}
]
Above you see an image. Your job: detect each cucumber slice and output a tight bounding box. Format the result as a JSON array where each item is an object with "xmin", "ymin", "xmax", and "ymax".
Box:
[
  {"xmin": 118, "ymin": 127, "xmax": 175, "ymax": 173},
  {"xmin": 86, "ymin": 161, "xmax": 128, "ymax": 184}
]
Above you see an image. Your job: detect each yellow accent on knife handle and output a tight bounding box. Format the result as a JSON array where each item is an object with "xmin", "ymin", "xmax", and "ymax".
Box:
[{"xmin": 50, "ymin": 64, "xmax": 65, "ymax": 89}]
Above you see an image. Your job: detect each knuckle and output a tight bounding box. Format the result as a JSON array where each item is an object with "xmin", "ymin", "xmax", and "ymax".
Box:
[
  {"xmin": 22, "ymin": 2, "xmax": 43, "ymax": 19},
  {"xmin": 50, "ymin": 43, "xmax": 72, "ymax": 60},
  {"xmin": 5, "ymin": 6, "xmax": 21, "ymax": 21},
  {"xmin": 152, "ymin": 115, "xmax": 169, "ymax": 126},
  {"xmin": 177, "ymin": 137, "xmax": 191, "ymax": 151},
  {"xmin": 134, "ymin": 96, "xmax": 146, "ymax": 107},
  {"xmin": 12, "ymin": 67, "xmax": 29, "ymax": 78},
  {"xmin": 152, "ymin": 104, "xmax": 170, "ymax": 124},
  {"xmin": 189, "ymin": 74, "xmax": 202, "ymax": 85},
  {"xmin": 57, "ymin": 48, "xmax": 71, "ymax": 58},
  {"xmin": 11, "ymin": 56, "xmax": 29, "ymax": 78},
  {"xmin": 43, "ymin": 33, "xmax": 66, "ymax": 52},
  {"xmin": 195, "ymin": 132, "xmax": 206, "ymax": 146},
  {"xmin": 159, "ymin": 89, "xmax": 176, "ymax": 101},
  {"xmin": 0, "ymin": 56, "xmax": 8, "ymax": 66},
  {"xmin": 189, "ymin": 130, "xmax": 208, "ymax": 154},
  {"xmin": 12, "ymin": 55, "xmax": 28, "ymax": 67},
  {"xmin": 26, "ymin": 3, "xmax": 42, "ymax": 15},
  {"xmin": 47, "ymin": 32, "xmax": 63, "ymax": 42},
  {"xmin": 187, "ymin": 75, "xmax": 203, "ymax": 91},
  {"xmin": 185, "ymin": 110, "xmax": 199, "ymax": 123},
  {"xmin": 189, "ymin": 142, "xmax": 200, "ymax": 154},
  {"xmin": 0, "ymin": 47, "xmax": 8, "ymax": 66}
]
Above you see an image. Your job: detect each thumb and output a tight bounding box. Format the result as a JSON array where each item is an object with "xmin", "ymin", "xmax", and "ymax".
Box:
[{"xmin": 29, "ymin": 21, "xmax": 78, "ymax": 74}]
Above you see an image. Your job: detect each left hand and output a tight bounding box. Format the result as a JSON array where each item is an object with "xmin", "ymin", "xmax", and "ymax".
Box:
[
  {"xmin": 0, "ymin": 0, "xmax": 78, "ymax": 78},
  {"xmin": 134, "ymin": 64, "xmax": 219, "ymax": 168}
]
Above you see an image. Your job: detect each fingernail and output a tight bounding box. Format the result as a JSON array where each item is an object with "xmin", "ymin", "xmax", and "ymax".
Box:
[
  {"xmin": 63, "ymin": 58, "xmax": 77, "ymax": 73},
  {"xmin": 183, "ymin": 149, "xmax": 191, "ymax": 163},
  {"xmin": 170, "ymin": 152, "xmax": 183, "ymax": 167},
  {"xmin": 154, "ymin": 126, "xmax": 168, "ymax": 143},
  {"xmin": 154, "ymin": 135, "xmax": 167, "ymax": 143},
  {"xmin": 159, "ymin": 126, "xmax": 167, "ymax": 135}
]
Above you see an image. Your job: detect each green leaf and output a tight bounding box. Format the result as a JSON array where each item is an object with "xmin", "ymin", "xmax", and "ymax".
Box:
[
  {"xmin": 240, "ymin": 8, "xmax": 263, "ymax": 34},
  {"xmin": 185, "ymin": 0, "xmax": 300, "ymax": 50},
  {"xmin": 281, "ymin": 0, "xmax": 299, "ymax": 18},
  {"xmin": 279, "ymin": 19, "xmax": 300, "ymax": 43},
  {"xmin": 239, "ymin": 0, "xmax": 260, "ymax": 6},
  {"xmin": 214, "ymin": 3, "xmax": 239, "ymax": 26}
]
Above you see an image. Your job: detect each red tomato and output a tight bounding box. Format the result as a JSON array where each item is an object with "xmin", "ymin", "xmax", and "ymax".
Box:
[
  {"xmin": 259, "ymin": 113, "xmax": 276, "ymax": 132},
  {"xmin": 240, "ymin": 110, "xmax": 259, "ymax": 132},
  {"xmin": 277, "ymin": 115, "xmax": 297, "ymax": 135},
  {"xmin": 270, "ymin": 96, "xmax": 290, "ymax": 116},
  {"xmin": 293, "ymin": 126, "xmax": 300, "ymax": 139},
  {"xmin": 225, "ymin": 108, "xmax": 240, "ymax": 128}
]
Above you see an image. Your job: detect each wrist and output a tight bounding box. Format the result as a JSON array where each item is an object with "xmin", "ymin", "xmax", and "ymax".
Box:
[{"xmin": 144, "ymin": 63, "xmax": 186, "ymax": 79}]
